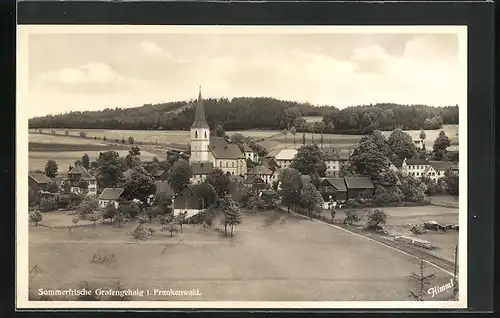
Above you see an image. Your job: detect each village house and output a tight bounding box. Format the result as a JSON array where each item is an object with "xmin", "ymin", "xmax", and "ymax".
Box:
[
  {"xmin": 243, "ymin": 175, "xmax": 267, "ymax": 190},
  {"xmin": 28, "ymin": 172, "xmax": 53, "ymax": 193},
  {"xmin": 188, "ymin": 87, "xmax": 247, "ymax": 177},
  {"xmin": 173, "ymin": 184, "xmax": 208, "ymax": 218},
  {"xmin": 142, "ymin": 163, "xmax": 167, "ymax": 181},
  {"xmin": 344, "ymin": 177, "xmax": 375, "ymax": 200},
  {"xmin": 147, "ymin": 180, "xmax": 174, "ymax": 205},
  {"xmin": 337, "ymin": 151, "xmax": 350, "ymax": 170},
  {"xmin": 190, "ymin": 162, "xmax": 213, "ymax": 184},
  {"xmin": 60, "ymin": 165, "xmax": 97, "ymax": 197},
  {"xmin": 319, "ymin": 178, "xmax": 347, "ymax": 202},
  {"xmin": 265, "ymin": 148, "xmax": 298, "ymax": 170},
  {"xmin": 98, "ymin": 188, "xmax": 125, "ymax": 209},
  {"xmin": 401, "ymin": 158, "xmax": 453, "ymax": 181},
  {"xmin": 246, "ymin": 165, "xmax": 276, "ymax": 184},
  {"xmin": 322, "ymin": 147, "xmax": 341, "ymax": 177},
  {"xmin": 243, "ymin": 144, "xmax": 259, "ymax": 162}
]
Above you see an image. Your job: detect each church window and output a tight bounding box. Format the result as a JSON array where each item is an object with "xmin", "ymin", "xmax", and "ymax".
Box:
[
  {"xmin": 195, "ymin": 131, "xmax": 198, "ymax": 138},
  {"xmin": 219, "ymin": 161, "xmax": 222, "ymax": 167},
  {"xmin": 204, "ymin": 131, "xmax": 207, "ymax": 138}
]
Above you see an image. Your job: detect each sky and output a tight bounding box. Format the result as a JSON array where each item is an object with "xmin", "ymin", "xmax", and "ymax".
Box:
[{"xmin": 21, "ymin": 27, "xmax": 465, "ymax": 118}]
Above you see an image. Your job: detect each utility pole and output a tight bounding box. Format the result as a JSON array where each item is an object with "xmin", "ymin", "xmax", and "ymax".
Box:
[{"xmin": 453, "ymin": 244, "xmax": 458, "ymax": 281}]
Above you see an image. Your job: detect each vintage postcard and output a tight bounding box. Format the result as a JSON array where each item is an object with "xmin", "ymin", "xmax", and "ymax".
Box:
[{"xmin": 17, "ymin": 25, "xmax": 467, "ymax": 309}]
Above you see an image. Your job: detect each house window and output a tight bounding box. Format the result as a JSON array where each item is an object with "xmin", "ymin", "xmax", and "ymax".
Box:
[
  {"xmin": 219, "ymin": 161, "xmax": 222, "ymax": 167},
  {"xmin": 232, "ymin": 162, "xmax": 235, "ymax": 168},
  {"xmin": 225, "ymin": 162, "xmax": 228, "ymax": 168}
]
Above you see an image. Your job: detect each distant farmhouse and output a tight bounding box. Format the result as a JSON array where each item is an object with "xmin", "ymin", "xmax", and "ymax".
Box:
[
  {"xmin": 401, "ymin": 158, "xmax": 455, "ymax": 181},
  {"xmin": 60, "ymin": 165, "xmax": 98, "ymax": 197},
  {"xmin": 98, "ymin": 188, "xmax": 125, "ymax": 209},
  {"xmin": 265, "ymin": 148, "xmax": 297, "ymax": 170},
  {"xmin": 173, "ymin": 184, "xmax": 208, "ymax": 218},
  {"xmin": 319, "ymin": 177, "xmax": 374, "ymax": 202},
  {"xmin": 188, "ymin": 87, "xmax": 247, "ymax": 184},
  {"xmin": 28, "ymin": 172, "xmax": 53, "ymax": 193}
]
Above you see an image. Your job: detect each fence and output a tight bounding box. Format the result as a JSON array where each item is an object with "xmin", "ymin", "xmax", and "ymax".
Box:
[{"xmin": 281, "ymin": 205, "xmax": 344, "ymax": 225}]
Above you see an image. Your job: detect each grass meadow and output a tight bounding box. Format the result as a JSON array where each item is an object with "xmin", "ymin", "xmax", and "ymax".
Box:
[{"xmin": 29, "ymin": 209, "xmax": 456, "ymax": 301}]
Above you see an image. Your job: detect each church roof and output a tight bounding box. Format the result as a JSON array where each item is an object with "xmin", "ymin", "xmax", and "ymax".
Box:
[
  {"xmin": 209, "ymin": 137, "xmax": 244, "ymax": 159},
  {"xmin": 191, "ymin": 86, "xmax": 209, "ymax": 129}
]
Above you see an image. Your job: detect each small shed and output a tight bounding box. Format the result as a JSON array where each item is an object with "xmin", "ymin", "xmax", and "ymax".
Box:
[{"xmin": 344, "ymin": 177, "xmax": 374, "ymax": 199}]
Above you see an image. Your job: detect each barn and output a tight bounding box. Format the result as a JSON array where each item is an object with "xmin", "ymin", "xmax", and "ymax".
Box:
[
  {"xmin": 344, "ymin": 177, "xmax": 374, "ymax": 199},
  {"xmin": 319, "ymin": 178, "xmax": 347, "ymax": 202}
]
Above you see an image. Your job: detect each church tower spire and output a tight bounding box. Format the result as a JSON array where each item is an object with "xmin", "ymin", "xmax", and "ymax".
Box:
[
  {"xmin": 189, "ymin": 86, "xmax": 211, "ymax": 163},
  {"xmin": 191, "ymin": 85, "xmax": 209, "ymax": 129}
]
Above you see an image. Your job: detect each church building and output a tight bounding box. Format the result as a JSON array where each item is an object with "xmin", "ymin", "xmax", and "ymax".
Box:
[{"xmin": 189, "ymin": 87, "xmax": 247, "ymax": 183}]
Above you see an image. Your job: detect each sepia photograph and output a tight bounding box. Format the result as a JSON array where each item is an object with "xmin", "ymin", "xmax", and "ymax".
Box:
[{"xmin": 17, "ymin": 25, "xmax": 467, "ymax": 309}]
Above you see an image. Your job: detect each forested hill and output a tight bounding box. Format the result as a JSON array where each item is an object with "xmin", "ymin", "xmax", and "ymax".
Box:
[{"xmin": 28, "ymin": 97, "xmax": 459, "ymax": 133}]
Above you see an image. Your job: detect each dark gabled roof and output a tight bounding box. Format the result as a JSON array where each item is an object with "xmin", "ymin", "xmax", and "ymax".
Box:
[
  {"xmin": 68, "ymin": 165, "xmax": 94, "ymax": 179},
  {"xmin": 429, "ymin": 161, "xmax": 452, "ymax": 171},
  {"xmin": 154, "ymin": 181, "xmax": 174, "ymax": 196},
  {"xmin": 405, "ymin": 158, "xmax": 428, "ymax": 165},
  {"xmin": 191, "ymin": 162, "xmax": 214, "ymax": 175},
  {"xmin": 266, "ymin": 148, "xmax": 282, "ymax": 158},
  {"xmin": 247, "ymin": 165, "xmax": 273, "ymax": 175},
  {"xmin": 148, "ymin": 166, "xmax": 165, "ymax": 177},
  {"xmin": 243, "ymin": 175, "xmax": 265, "ymax": 184},
  {"xmin": 322, "ymin": 147, "xmax": 341, "ymax": 161},
  {"xmin": 210, "ymin": 137, "xmax": 244, "ymax": 159},
  {"xmin": 98, "ymin": 188, "xmax": 124, "ymax": 200},
  {"xmin": 344, "ymin": 177, "xmax": 374, "ymax": 189},
  {"xmin": 28, "ymin": 172, "xmax": 53, "ymax": 184},
  {"xmin": 191, "ymin": 87, "xmax": 209, "ymax": 129},
  {"xmin": 321, "ymin": 178, "xmax": 347, "ymax": 192}
]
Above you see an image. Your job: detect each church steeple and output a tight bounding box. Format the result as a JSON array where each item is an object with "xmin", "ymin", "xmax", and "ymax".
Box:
[{"xmin": 191, "ymin": 86, "xmax": 209, "ymax": 129}]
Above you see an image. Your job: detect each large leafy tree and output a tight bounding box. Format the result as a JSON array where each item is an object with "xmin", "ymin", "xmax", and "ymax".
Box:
[
  {"xmin": 349, "ymin": 139, "xmax": 390, "ymax": 181},
  {"xmin": 167, "ymin": 159, "xmax": 192, "ymax": 195},
  {"xmin": 95, "ymin": 151, "xmax": 126, "ymax": 188},
  {"xmin": 81, "ymin": 153, "xmax": 90, "ymax": 170},
  {"xmin": 361, "ymin": 130, "xmax": 391, "ymax": 157},
  {"xmin": 290, "ymin": 144, "xmax": 327, "ymax": 177},
  {"xmin": 206, "ymin": 168, "xmax": 231, "ymax": 198},
  {"xmin": 123, "ymin": 165, "xmax": 156, "ymax": 202},
  {"xmin": 388, "ymin": 128, "xmax": 417, "ymax": 160},
  {"xmin": 44, "ymin": 160, "xmax": 58, "ymax": 178},
  {"xmin": 278, "ymin": 168, "xmax": 303, "ymax": 212},
  {"xmin": 433, "ymin": 130, "xmax": 451, "ymax": 153},
  {"xmin": 300, "ymin": 183, "xmax": 324, "ymax": 218}
]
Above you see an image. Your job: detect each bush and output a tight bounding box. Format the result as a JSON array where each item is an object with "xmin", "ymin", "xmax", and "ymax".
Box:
[
  {"xmin": 103, "ymin": 136, "xmax": 107, "ymax": 141},
  {"xmin": 79, "ymin": 132, "xmax": 87, "ymax": 138},
  {"xmin": 344, "ymin": 210, "xmax": 361, "ymax": 225},
  {"xmin": 39, "ymin": 197, "xmax": 57, "ymax": 211},
  {"xmin": 365, "ymin": 209, "xmax": 388, "ymax": 230},
  {"xmin": 29, "ymin": 210, "xmax": 43, "ymax": 226},
  {"xmin": 128, "ymin": 136, "xmax": 135, "ymax": 144},
  {"xmin": 130, "ymin": 224, "xmax": 152, "ymax": 240},
  {"xmin": 408, "ymin": 223, "xmax": 427, "ymax": 235}
]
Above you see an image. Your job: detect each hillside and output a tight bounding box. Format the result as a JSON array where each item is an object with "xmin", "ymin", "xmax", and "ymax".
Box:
[{"xmin": 28, "ymin": 97, "xmax": 459, "ymax": 133}]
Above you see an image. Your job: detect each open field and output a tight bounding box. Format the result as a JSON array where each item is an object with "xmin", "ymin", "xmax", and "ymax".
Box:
[
  {"xmin": 29, "ymin": 124, "xmax": 459, "ymax": 152},
  {"xmin": 28, "ymin": 134, "xmax": 165, "ymax": 171},
  {"xmin": 29, "ymin": 210, "xmax": 456, "ymax": 301},
  {"xmin": 320, "ymin": 204, "xmax": 459, "ymax": 264}
]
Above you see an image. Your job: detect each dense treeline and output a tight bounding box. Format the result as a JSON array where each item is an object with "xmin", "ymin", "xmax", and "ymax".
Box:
[{"xmin": 29, "ymin": 97, "xmax": 458, "ymax": 133}]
